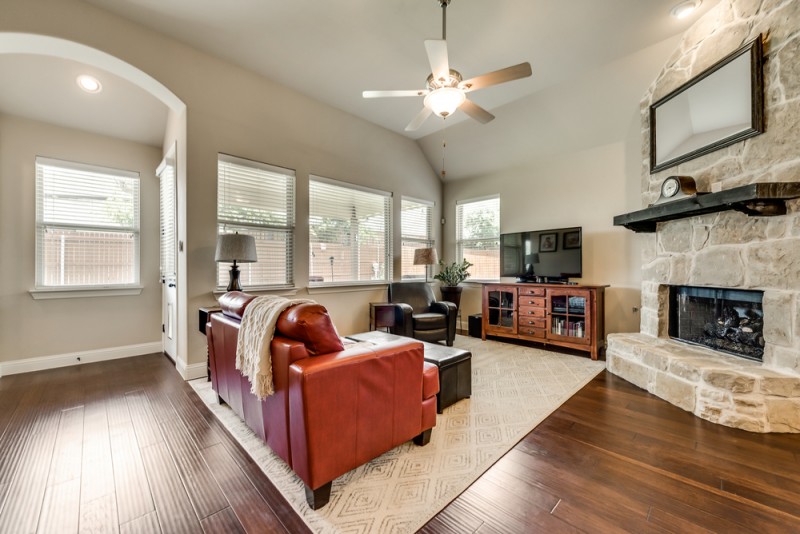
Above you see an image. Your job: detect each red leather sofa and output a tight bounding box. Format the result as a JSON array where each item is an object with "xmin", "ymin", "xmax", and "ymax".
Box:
[{"xmin": 206, "ymin": 292, "xmax": 439, "ymax": 509}]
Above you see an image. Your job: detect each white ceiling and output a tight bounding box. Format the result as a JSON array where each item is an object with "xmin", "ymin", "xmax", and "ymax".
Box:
[
  {"xmin": 0, "ymin": 54, "xmax": 168, "ymax": 147},
  {"xmin": 0, "ymin": 0, "xmax": 719, "ymax": 179}
]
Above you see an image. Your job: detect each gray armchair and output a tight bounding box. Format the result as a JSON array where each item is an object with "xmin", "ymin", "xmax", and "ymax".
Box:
[{"xmin": 388, "ymin": 282, "xmax": 457, "ymax": 346}]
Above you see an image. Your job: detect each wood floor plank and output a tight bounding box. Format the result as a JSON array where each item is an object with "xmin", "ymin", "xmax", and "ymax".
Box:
[
  {"xmin": 119, "ymin": 511, "xmax": 160, "ymax": 534},
  {"xmin": 159, "ymin": 418, "xmax": 228, "ymax": 520},
  {"xmin": 167, "ymin": 390, "xmax": 223, "ymax": 451},
  {"xmin": 144, "ymin": 388, "xmax": 178, "ymax": 425},
  {"xmin": 417, "ymin": 499, "xmax": 485, "ymax": 534},
  {"xmin": 79, "ymin": 493, "xmax": 119, "ymax": 534},
  {"xmin": 106, "ymin": 392, "xmax": 132, "ymax": 428},
  {"xmin": 0, "ymin": 389, "xmax": 21, "ymax": 442},
  {"xmin": 37, "ymin": 478, "xmax": 81, "ymax": 534},
  {"xmin": 454, "ymin": 474, "xmax": 580, "ymax": 533},
  {"xmin": 109, "ymin": 421, "xmax": 155, "ymax": 525},
  {"xmin": 81, "ymin": 395, "xmax": 115, "ymax": 506},
  {"xmin": 125, "ymin": 390, "xmax": 163, "ymax": 448},
  {"xmin": 200, "ymin": 507, "xmax": 246, "ymax": 534},
  {"xmin": 47, "ymin": 405, "xmax": 84, "ymax": 487},
  {"xmin": 200, "ymin": 443, "xmax": 289, "ymax": 533},
  {"xmin": 0, "ymin": 420, "xmax": 59, "ymax": 533},
  {"xmin": 140, "ymin": 441, "xmax": 202, "ymax": 533},
  {"xmin": 0, "ymin": 389, "xmax": 44, "ymax": 508},
  {"xmin": 200, "ymin": 423, "xmax": 312, "ymax": 534}
]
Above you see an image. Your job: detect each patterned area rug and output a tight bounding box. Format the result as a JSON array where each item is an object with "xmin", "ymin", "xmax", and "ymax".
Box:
[{"xmin": 190, "ymin": 335, "xmax": 604, "ymax": 533}]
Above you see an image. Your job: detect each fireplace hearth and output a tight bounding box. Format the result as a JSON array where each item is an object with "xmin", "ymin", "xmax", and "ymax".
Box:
[{"xmin": 669, "ymin": 286, "xmax": 764, "ymax": 361}]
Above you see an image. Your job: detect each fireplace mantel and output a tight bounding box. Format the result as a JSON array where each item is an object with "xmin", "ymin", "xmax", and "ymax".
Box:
[{"xmin": 613, "ymin": 182, "xmax": 800, "ymax": 232}]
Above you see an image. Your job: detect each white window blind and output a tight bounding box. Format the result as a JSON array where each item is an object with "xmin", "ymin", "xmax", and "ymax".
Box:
[
  {"xmin": 309, "ymin": 176, "xmax": 392, "ymax": 285},
  {"xmin": 401, "ymin": 197, "xmax": 434, "ymax": 280},
  {"xmin": 217, "ymin": 154, "xmax": 295, "ymax": 288},
  {"xmin": 35, "ymin": 157, "xmax": 140, "ymax": 288},
  {"xmin": 158, "ymin": 153, "xmax": 176, "ymax": 282},
  {"xmin": 456, "ymin": 195, "xmax": 500, "ymax": 280}
]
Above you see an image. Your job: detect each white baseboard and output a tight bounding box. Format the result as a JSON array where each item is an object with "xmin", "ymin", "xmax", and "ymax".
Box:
[
  {"xmin": 0, "ymin": 342, "xmax": 163, "ymax": 378},
  {"xmin": 177, "ymin": 360, "xmax": 208, "ymax": 381}
]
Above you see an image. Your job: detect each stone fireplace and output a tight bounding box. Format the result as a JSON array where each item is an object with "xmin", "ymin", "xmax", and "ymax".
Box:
[{"xmin": 606, "ymin": 0, "xmax": 800, "ymax": 433}]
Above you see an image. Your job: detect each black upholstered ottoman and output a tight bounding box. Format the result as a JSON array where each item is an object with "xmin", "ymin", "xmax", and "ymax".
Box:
[{"xmin": 347, "ymin": 331, "xmax": 472, "ymax": 413}]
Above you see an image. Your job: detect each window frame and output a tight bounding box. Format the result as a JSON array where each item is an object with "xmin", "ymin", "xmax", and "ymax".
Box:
[
  {"xmin": 455, "ymin": 195, "xmax": 500, "ymax": 282},
  {"xmin": 216, "ymin": 153, "xmax": 296, "ymax": 290},
  {"xmin": 308, "ymin": 175, "xmax": 392, "ymax": 288},
  {"xmin": 32, "ymin": 157, "xmax": 142, "ymax": 299}
]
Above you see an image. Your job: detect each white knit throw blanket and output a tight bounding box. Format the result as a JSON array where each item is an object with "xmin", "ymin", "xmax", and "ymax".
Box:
[{"xmin": 235, "ymin": 295, "xmax": 313, "ymax": 400}]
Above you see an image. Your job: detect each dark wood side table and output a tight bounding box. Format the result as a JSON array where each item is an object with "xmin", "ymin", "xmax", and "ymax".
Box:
[
  {"xmin": 199, "ymin": 306, "xmax": 222, "ymax": 380},
  {"xmin": 370, "ymin": 302, "xmax": 395, "ymax": 331}
]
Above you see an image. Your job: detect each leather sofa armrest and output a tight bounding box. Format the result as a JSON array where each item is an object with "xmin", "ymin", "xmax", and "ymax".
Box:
[
  {"xmin": 206, "ymin": 321, "xmax": 218, "ymax": 393},
  {"xmin": 422, "ymin": 362, "xmax": 439, "ymax": 399},
  {"xmin": 430, "ymin": 300, "xmax": 456, "ymax": 316},
  {"xmin": 390, "ymin": 302, "xmax": 414, "ymax": 337},
  {"xmin": 430, "ymin": 300, "xmax": 457, "ymax": 346}
]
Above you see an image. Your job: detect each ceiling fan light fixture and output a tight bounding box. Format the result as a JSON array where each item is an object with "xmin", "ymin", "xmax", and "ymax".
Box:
[{"xmin": 424, "ymin": 87, "xmax": 465, "ymax": 117}]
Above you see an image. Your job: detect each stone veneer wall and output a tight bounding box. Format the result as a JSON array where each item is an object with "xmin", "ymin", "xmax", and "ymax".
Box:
[{"xmin": 606, "ymin": 0, "xmax": 800, "ymax": 432}]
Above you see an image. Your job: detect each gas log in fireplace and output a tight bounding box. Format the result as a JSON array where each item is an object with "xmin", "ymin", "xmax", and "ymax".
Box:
[{"xmin": 669, "ymin": 286, "xmax": 764, "ymax": 361}]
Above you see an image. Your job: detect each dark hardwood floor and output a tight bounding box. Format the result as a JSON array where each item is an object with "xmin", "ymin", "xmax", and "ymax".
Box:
[{"xmin": 0, "ymin": 353, "xmax": 798, "ymax": 533}]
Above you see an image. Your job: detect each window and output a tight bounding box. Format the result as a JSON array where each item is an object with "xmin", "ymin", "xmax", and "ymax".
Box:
[
  {"xmin": 217, "ymin": 154, "xmax": 295, "ymax": 288},
  {"xmin": 309, "ymin": 176, "xmax": 391, "ymax": 285},
  {"xmin": 456, "ymin": 195, "xmax": 500, "ymax": 280},
  {"xmin": 35, "ymin": 157, "xmax": 140, "ymax": 289},
  {"xmin": 158, "ymin": 147, "xmax": 176, "ymax": 283},
  {"xmin": 401, "ymin": 197, "xmax": 434, "ymax": 280}
]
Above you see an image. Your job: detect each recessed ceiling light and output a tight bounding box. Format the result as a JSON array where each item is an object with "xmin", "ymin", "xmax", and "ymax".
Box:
[
  {"xmin": 76, "ymin": 74, "xmax": 102, "ymax": 93},
  {"xmin": 671, "ymin": 0, "xmax": 702, "ymax": 19}
]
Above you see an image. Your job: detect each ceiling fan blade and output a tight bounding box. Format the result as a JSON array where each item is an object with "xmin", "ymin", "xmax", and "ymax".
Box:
[
  {"xmin": 460, "ymin": 99, "xmax": 495, "ymax": 124},
  {"xmin": 424, "ymin": 39, "xmax": 450, "ymax": 84},
  {"xmin": 405, "ymin": 107, "xmax": 433, "ymax": 131},
  {"xmin": 460, "ymin": 62, "xmax": 532, "ymax": 92},
  {"xmin": 363, "ymin": 89, "xmax": 428, "ymax": 99}
]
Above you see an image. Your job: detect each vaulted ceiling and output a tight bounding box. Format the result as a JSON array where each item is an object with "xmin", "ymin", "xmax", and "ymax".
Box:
[{"xmin": 0, "ymin": 0, "xmax": 719, "ymax": 180}]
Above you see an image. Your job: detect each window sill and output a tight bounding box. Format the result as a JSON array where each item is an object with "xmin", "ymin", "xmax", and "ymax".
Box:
[
  {"xmin": 30, "ymin": 286, "xmax": 144, "ymax": 300},
  {"xmin": 307, "ymin": 282, "xmax": 388, "ymax": 294},
  {"xmin": 212, "ymin": 286, "xmax": 298, "ymax": 298}
]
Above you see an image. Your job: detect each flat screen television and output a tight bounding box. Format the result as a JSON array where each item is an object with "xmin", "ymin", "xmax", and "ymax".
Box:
[{"xmin": 500, "ymin": 226, "xmax": 582, "ymax": 283}]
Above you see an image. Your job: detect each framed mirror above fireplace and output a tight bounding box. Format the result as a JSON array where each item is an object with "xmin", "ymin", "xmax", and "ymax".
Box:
[{"xmin": 649, "ymin": 36, "xmax": 764, "ymax": 173}]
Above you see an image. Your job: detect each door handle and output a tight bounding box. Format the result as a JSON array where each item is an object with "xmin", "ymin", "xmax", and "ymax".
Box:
[{"xmin": 168, "ymin": 283, "xmax": 176, "ymax": 288}]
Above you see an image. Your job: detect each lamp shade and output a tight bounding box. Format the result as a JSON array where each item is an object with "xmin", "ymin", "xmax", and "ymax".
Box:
[
  {"xmin": 413, "ymin": 247, "xmax": 438, "ymax": 266},
  {"xmin": 215, "ymin": 233, "xmax": 257, "ymax": 263}
]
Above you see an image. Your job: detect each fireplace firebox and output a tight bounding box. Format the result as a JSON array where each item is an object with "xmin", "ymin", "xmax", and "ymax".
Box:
[{"xmin": 668, "ymin": 286, "xmax": 764, "ymax": 361}]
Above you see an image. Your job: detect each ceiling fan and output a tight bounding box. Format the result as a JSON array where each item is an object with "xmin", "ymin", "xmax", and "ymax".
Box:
[{"xmin": 363, "ymin": 0, "xmax": 532, "ymax": 132}]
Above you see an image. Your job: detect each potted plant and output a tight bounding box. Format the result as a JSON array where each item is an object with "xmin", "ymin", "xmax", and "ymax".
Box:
[{"xmin": 434, "ymin": 259, "xmax": 473, "ymax": 310}]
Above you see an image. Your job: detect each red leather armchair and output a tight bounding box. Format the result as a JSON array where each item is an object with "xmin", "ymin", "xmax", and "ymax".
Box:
[{"xmin": 206, "ymin": 292, "xmax": 439, "ymax": 509}]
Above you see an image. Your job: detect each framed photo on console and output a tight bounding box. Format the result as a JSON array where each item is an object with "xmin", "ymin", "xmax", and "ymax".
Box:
[
  {"xmin": 539, "ymin": 232, "xmax": 557, "ymax": 252},
  {"xmin": 564, "ymin": 230, "xmax": 581, "ymax": 249}
]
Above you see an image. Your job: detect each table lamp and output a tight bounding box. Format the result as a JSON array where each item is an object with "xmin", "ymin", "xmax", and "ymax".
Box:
[
  {"xmin": 413, "ymin": 247, "xmax": 439, "ymax": 283},
  {"xmin": 215, "ymin": 232, "xmax": 257, "ymax": 291}
]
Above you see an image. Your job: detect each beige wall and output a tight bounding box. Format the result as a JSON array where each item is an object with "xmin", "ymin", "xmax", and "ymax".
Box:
[
  {"xmin": 439, "ymin": 39, "xmax": 681, "ymax": 337},
  {"xmin": 1, "ymin": 0, "xmax": 441, "ymax": 371},
  {"xmin": 0, "ymin": 113, "xmax": 162, "ymax": 361},
  {"xmin": 444, "ymin": 141, "xmax": 644, "ymax": 336}
]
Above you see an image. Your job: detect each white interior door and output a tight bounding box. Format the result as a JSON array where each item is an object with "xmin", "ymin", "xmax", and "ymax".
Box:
[{"xmin": 158, "ymin": 143, "xmax": 178, "ymax": 361}]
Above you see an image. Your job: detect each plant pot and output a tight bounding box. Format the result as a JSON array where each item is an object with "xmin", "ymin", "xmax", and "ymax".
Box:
[{"xmin": 440, "ymin": 285, "xmax": 463, "ymax": 311}]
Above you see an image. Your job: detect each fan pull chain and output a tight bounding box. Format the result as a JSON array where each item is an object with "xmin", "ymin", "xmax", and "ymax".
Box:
[{"xmin": 440, "ymin": 120, "xmax": 447, "ymax": 178}]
